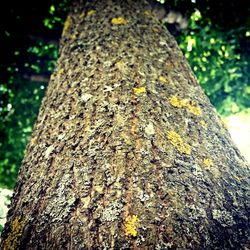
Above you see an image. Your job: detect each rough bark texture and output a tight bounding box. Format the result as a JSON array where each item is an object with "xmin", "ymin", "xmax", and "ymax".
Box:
[{"xmin": 1, "ymin": 0, "xmax": 250, "ymax": 249}]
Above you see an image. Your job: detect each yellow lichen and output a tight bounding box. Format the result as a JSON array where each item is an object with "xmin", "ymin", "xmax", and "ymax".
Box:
[
  {"xmin": 94, "ymin": 185, "xmax": 104, "ymax": 194},
  {"xmin": 199, "ymin": 120, "xmax": 207, "ymax": 127},
  {"xmin": 159, "ymin": 76, "xmax": 168, "ymax": 83},
  {"xmin": 133, "ymin": 87, "xmax": 146, "ymax": 95},
  {"xmin": 220, "ymin": 117, "xmax": 228, "ymax": 129},
  {"xmin": 58, "ymin": 68, "xmax": 64, "ymax": 75},
  {"xmin": 3, "ymin": 217, "xmax": 25, "ymax": 250},
  {"xmin": 144, "ymin": 10, "xmax": 152, "ymax": 16},
  {"xmin": 111, "ymin": 17, "xmax": 128, "ymax": 25},
  {"xmin": 87, "ymin": 10, "xmax": 96, "ymax": 16},
  {"xmin": 115, "ymin": 61, "xmax": 128, "ymax": 74},
  {"xmin": 167, "ymin": 130, "xmax": 191, "ymax": 155},
  {"xmin": 116, "ymin": 61, "xmax": 125, "ymax": 68},
  {"xmin": 167, "ymin": 190, "xmax": 179, "ymax": 208},
  {"xmin": 62, "ymin": 15, "xmax": 72, "ymax": 37},
  {"xmin": 203, "ymin": 158, "xmax": 213, "ymax": 167},
  {"xmin": 79, "ymin": 11, "xmax": 85, "ymax": 19},
  {"xmin": 29, "ymin": 136, "xmax": 37, "ymax": 147},
  {"xmin": 169, "ymin": 95, "xmax": 186, "ymax": 108},
  {"xmin": 124, "ymin": 215, "xmax": 138, "ymax": 237},
  {"xmin": 71, "ymin": 33, "xmax": 77, "ymax": 39},
  {"xmin": 152, "ymin": 27, "xmax": 160, "ymax": 33},
  {"xmin": 234, "ymin": 176, "xmax": 242, "ymax": 182},
  {"xmin": 169, "ymin": 95, "xmax": 202, "ymax": 116},
  {"xmin": 187, "ymin": 100, "xmax": 202, "ymax": 116}
]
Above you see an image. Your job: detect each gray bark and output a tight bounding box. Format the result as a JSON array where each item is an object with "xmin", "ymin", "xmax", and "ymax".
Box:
[{"xmin": 1, "ymin": 0, "xmax": 250, "ymax": 249}]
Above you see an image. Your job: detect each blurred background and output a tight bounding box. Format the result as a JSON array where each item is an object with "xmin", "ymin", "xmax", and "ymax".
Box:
[{"xmin": 0, "ymin": 0, "xmax": 249, "ymax": 231}]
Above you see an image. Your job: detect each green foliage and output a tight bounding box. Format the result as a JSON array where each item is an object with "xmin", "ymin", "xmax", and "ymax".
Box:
[
  {"xmin": 43, "ymin": 1, "xmax": 70, "ymax": 29},
  {"xmin": 0, "ymin": 40, "xmax": 58, "ymax": 188},
  {"xmin": 177, "ymin": 9, "xmax": 250, "ymax": 116},
  {"xmin": 0, "ymin": 1, "xmax": 65, "ymax": 189}
]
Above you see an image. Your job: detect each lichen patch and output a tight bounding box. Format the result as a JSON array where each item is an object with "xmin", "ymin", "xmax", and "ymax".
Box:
[
  {"xmin": 111, "ymin": 17, "xmax": 128, "ymax": 25},
  {"xmin": 199, "ymin": 120, "xmax": 207, "ymax": 127},
  {"xmin": 144, "ymin": 10, "xmax": 152, "ymax": 16},
  {"xmin": 167, "ymin": 130, "xmax": 191, "ymax": 155},
  {"xmin": 145, "ymin": 122, "xmax": 155, "ymax": 136},
  {"xmin": 169, "ymin": 95, "xmax": 202, "ymax": 116},
  {"xmin": 159, "ymin": 76, "xmax": 168, "ymax": 83},
  {"xmin": 87, "ymin": 10, "xmax": 96, "ymax": 16},
  {"xmin": 45, "ymin": 145, "xmax": 54, "ymax": 158},
  {"xmin": 124, "ymin": 215, "xmax": 139, "ymax": 237},
  {"xmin": 133, "ymin": 87, "xmax": 146, "ymax": 95},
  {"xmin": 203, "ymin": 158, "xmax": 213, "ymax": 167},
  {"xmin": 3, "ymin": 217, "xmax": 25, "ymax": 250},
  {"xmin": 62, "ymin": 15, "xmax": 72, "ymax": 37}
]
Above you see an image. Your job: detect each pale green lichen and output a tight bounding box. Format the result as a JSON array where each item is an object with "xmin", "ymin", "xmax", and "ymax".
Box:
[
  {"xmin": 116, "ymin": 61, "xmax": 125, "ymax": 69},
  {"xmin": 124, "ymin": 215, "xmax": 139, "ymax": 237},
  {"xmin": 167, "ymin": 130, "xmax": 191, "ymax": 155},
  {"xmin": 3, "ymin": 217, "xmax": 25, "ymax": 250},
  {"xmin": 115, "ymin": 61, "xmax": 129, "ymax": 74},
  {"xmin": 145, "ymin": 122, "xmax": 155, "ymax": 136},
  {"xmin": 212, "ymin": 209, "xmax": 235, "ymax": 227},
  {"xmin": 45, "ymin": 145, "xmax": 54, "ymax": 158}
]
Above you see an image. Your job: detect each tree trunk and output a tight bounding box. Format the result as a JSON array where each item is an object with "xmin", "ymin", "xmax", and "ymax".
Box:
[{"xmin": 1, "ymin": 0, "xmax": 250, "ymax": 249}]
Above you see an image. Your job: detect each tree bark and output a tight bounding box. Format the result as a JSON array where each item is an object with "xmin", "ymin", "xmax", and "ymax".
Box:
[{"xmin": 1, "ymin": 0, "xmax": 250, "ymax": 249}]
